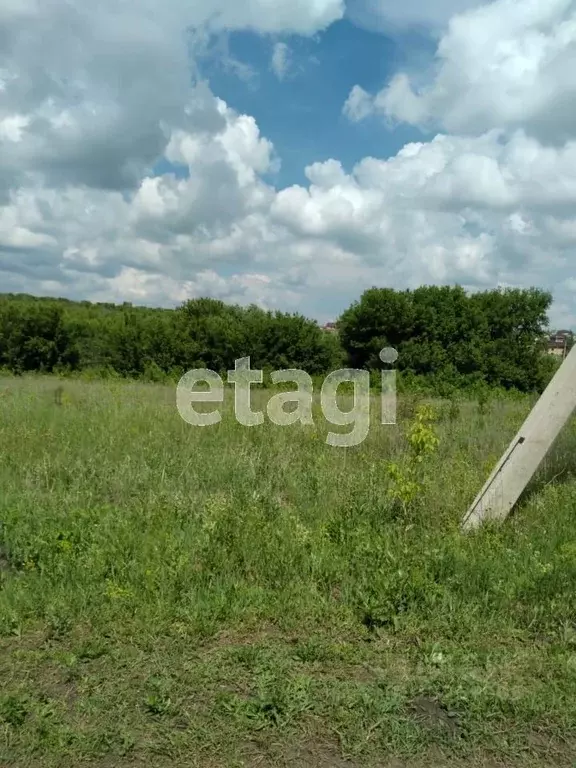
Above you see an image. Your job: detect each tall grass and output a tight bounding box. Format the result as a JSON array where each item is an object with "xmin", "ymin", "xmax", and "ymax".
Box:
[{"xmin": 0, "ymin": 377, "xmax": 575, "ymax": 767}]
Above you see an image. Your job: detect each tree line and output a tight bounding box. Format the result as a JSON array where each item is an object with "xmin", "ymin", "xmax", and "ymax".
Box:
[
  {"xmin": 0, "ymin": 286, "xmax": 558, "ymax": 393},
  {"xmin": 0, "ymin": 294, "xmax": 343, "ymax": 381}
]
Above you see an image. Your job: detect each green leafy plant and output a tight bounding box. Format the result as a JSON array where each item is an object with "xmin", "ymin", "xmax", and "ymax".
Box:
[{"xmin": 387, "ymin": 405, "xmax": 440, "ymax": 514}]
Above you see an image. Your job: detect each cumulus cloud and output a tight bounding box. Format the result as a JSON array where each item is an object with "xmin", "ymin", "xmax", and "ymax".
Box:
[
  {"xmin": 271, "ymin": 131, "xmax": 576, "ymax": 288},
  {"xmin": 0, "ymin": 0, "xmax": 343, "ymax": 196},
  {"xmin": 4, "ymin": 102, "xmax": 576, "ymax": 324},
  {"xmin": 342, "ymin": 85, "xmax": 375, "ymax": 123},
  {"xmin": 345, "ymin": 0, "xmax": 576, "ymax": 144}
]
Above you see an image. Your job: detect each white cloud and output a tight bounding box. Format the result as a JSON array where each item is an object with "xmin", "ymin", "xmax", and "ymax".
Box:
[
  {"xmin": 271, "ymin": 42, "xmax": 291, "ymax": 80},
  {"xmin": 342, "ymin": 85, "xmax": 374, "ymax": 122},
  {"xmin": 0, "ymin": 0, "xmax": 344, "ymax": 197},
  {"xmin": 345, "ymin": 0, "xmax": 576, "ymax": 144},
  {"xmin": 3, "ymin": 104, "xmax": 576, "ymax": 323},
  {"xmin": 94, "ymin": 267, "xmax": 290, "ymax": 309}
]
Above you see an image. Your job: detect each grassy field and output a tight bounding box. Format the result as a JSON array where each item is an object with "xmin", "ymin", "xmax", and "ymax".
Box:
[{"xmin": 1, "ymin": 376, "xmax": 576, "ymax": 767}]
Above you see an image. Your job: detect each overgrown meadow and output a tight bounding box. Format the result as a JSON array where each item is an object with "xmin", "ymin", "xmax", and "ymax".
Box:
[{"xmin": 1, "ymin": 376, "xmax": 576, "ymax": 767}]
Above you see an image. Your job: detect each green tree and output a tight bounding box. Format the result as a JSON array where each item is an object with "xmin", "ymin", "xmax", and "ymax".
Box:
[
  {"xmin": 337, "ymin": 285, "xmax": 553, "ymax": 393},
  {"xmin": 0, "ymin": 300, "xmax": 77, "ymax": 373}
]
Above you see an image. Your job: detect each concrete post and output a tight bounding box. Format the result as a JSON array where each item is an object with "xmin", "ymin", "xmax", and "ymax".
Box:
[{"xmin": 462, "ymin": 344, "xmax": 576, "ymax": 531}]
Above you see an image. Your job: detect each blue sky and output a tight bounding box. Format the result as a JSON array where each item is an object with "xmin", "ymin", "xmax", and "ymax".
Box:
[{"xmin": 197, "ymin": 20, "xmax": 433, "ymax": 187}]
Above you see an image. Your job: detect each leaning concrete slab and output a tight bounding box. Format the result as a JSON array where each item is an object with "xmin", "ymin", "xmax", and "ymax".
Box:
[{"xmin": 462, "ymin": 344, "xmax": 576, "ymax": 531}]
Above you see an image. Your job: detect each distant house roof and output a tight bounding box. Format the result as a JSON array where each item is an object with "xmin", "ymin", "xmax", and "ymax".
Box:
[
  {"xmin": 549, "ymin": 330, "xmax": 572, "ymax": 338},
  {"xmin": 548, "ymin": 330, "xmax": 573, "ymax": 353}
]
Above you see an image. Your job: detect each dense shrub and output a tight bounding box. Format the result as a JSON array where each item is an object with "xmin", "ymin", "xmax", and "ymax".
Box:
[{"xmin": 338, "ymin": 285, "xmax": 556, "ymax": 393}]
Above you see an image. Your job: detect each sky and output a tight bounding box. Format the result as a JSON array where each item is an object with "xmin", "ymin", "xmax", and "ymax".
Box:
[{"xmin": 1, "ymin": 0, "xmax": 576, "ymax": 327}]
